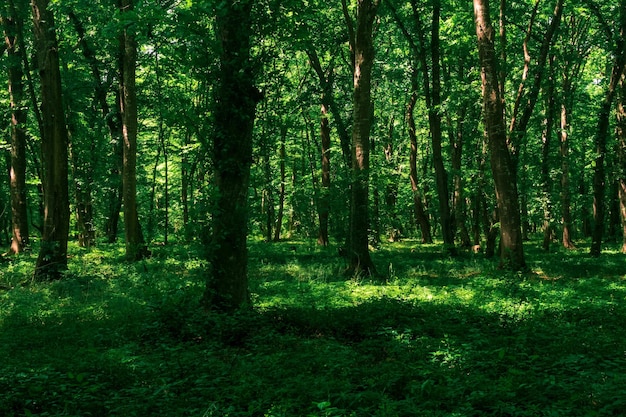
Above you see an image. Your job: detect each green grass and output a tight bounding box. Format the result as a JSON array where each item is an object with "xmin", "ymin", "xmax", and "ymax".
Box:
[{"xmin": 1, "ymin": 239, "xmax": 626, "ymax": 416}]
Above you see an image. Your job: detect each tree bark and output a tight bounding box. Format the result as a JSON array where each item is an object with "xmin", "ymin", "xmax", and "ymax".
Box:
[
  {"xmin": 590, "ymin": 49, "xmax": 625, "ymax": 256},
  {"xmin": 203, "ymin": 0, "xmax": 260, "ymax": 312},
  {"xmin": 119, "ymin": 0, "xmax": 149, "ymax": 261},
  {"xmin": 2, "ymin": 13, "xmax": 30, "ymax": 254},
  {"xmin": 474, "ymin": 0, "xmax": 526, "ymax": 270},
  {"xmin": 541, "ymin": 56, "xmax": 556, "ymax": 251},
  {"xmin": 618, "ymin": 70, "xmax": 626, "ymax": 253},
  {"xmin": 346, "ymin": 0, "xmax": 380, "ymax": 277},
  {"xmin": 318, "ymin": 103, "xmax": 331, "ymax": 246},
  {"xmin": 429, "ymin": 0, "xmax": 455, "ymax": 251},
  {"xmin": 31, "ymin": 0, "xmax": 70, "ymax": 280},
  {"xmin": 274, "ymin": 126, "xmax": 287, "ymax": 242},
  {"xmin": 407, "ymin": 80, "xmax": 432, "ymax": 243}
]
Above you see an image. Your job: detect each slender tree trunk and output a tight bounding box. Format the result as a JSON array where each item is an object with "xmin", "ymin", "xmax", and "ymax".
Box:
[
  {"xmin": 274, "ymin": 126, "xmax": 287, "ymax": 242},
  {"xmin": 541, "ymin": 56, "xmax": 556, "ymax": 251},
  {"xmin": 407, "ymin": 82, "xmax": 432, "ymax": 243},
  {"xmin": 31, "ymin": 0, "xmax": 70, "ymax": 280},
  {"xmin": 346, "ymin": 0, "xmax": 380, "ymax": 277},
  {"xmin": 474, "ymin": 0, "xmax": 526, "ymax": 270},
  {"xmin": 119, "ymin": 0, "xmax": 148, "ymax": 260},
  {"xmin": 618, "ymin": 70, "xmax": 626, "ymax": 253},
  {"xmin": 429, "ymin": 0, "xmax": 455, "ymax": 251},
  {"xmin": 384, "ymin": 116, "xmax": 402, "ymax": 242},
  {"xmin": 203, "ymin": 0, "xmax": 261, "ymax": 312},
  {"xmin": 318, "ymin": 103, "xmax": 331, "ymax": 246},
  {"xmin": 3, "ymin": 14, "xmax": 30, "ymax": 254},
  {"xmin": 449, "ymin": 109, "xmax": 471, "ymax": 247},
  {"xmin": 560, "ymin": 92, "xmax": 576, "ymax": 249}
]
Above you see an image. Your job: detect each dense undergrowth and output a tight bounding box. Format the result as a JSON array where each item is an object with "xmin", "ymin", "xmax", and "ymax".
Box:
[{"xmin": 1, "ymin": 238, "xmax": 625, "ymax": 416}]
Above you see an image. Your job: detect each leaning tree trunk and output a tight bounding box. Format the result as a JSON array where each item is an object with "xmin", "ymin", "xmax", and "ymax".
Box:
[
  {"xmin": 31, "ymin": 0, "xmax": 70, "ymax": 280},
  {"xmin": 203, "ymin": 0, "xmax": 261, "ymax": 312},
  {"xmin": 346, "ymin": 0, "xmax": 380, "ymax": 277},
  {"xmin": 119, "ymin": 0, "xmax": 149, "ymax": 261},
  {"xmin": 474, "ymin": 0, "xmax": 526, "ymax": 270},
  {"xmin": 3, "ymin": 14, "xmax": 30, "ymax": 254}
]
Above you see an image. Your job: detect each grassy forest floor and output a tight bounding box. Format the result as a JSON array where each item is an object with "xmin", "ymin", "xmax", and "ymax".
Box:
[{"xmin": 1, "ymin": 238, "xmax": 626, "ymax": 416}]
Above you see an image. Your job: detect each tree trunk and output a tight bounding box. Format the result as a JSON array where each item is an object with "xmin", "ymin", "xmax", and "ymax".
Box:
[
  {"xmin": 407, "ymin": 84, "xmax": 432, "ymax": 243},
  {"xmin": 541, "ymin": 56, "xmax": 556, "ymax": 251},
  {"xmin": 474, "ymin": 0, "xmax": 526, "ymax": 270},
  {"xmin": 450, "ymin": 114, "xmax": 472, "ymax": 248},
  {"xmin": 429, "ymin": 0, "xmax": 455, "ymax": 252},
  {"xmin": 203, "ymin": 0, "xmax": 260, "ymax": 312},
  {"xmin": 617, "ymin": 62, "xmax": 626, "ymax": 253},
  {"xmin": 346, "ymin": 0, "xmax": 380, "ymax": 277},
  {"xmin": 560, "ymin": 92, "xmax": 576, "ymax": 249},
  {"xmin": 2, "ymin": 13, "xmax": 30, "ymax": 254},
  {"xmin": 31, "ymin": 0, "xmax": 70, "ymax": 280},
  {"xmin": 119, "ymin": 0, "xmax": 149, "ymax": 260},
  {"xmin": 590, "ymin": 62, "xmax": 625, "ymax": 256},
  {"xmin": 318, "ymin": 103, "xmax": 331, "ymax": 246},
  {"xmin": 274, "ymin": 126, "xmax": 287, "ymax": 242}
]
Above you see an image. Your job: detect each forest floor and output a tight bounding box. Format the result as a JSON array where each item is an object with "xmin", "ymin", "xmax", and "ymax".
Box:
[{"xmin": 1, "ymin": 238, "xmax": 625, "ymax": 416}]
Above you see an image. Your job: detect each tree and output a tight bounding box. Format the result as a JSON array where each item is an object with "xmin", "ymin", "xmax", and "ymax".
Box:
[
  {"xmin": 203, "ymin": 0, "xmax": 262, "ymax": 312},
  {"xmin": 119, "ymin": 0, "xmax": 149, "ymax": 260},
  {"xmin": 346, "ymin": 0, "xmax": 380, "ymax": 277},
  {"xmin": 589, "ymin": 0, "xmax": 626, "ymax": 257},
  {"xmin": 2, "ymin": 6, "xmax": 29, "ymax": 254},
  {"xmin": 474, "ymin": 0, "xmax": 526, "ymax": 270},
  {"xmin": 31, "ymin": 0, "xmax": 70, "ymax": 280}
]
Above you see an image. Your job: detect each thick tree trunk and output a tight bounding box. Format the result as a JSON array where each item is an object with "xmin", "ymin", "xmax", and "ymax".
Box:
[
  {"xmin": 31, "ymin": 0, "xmax": 70, "ymax": 280},
  {"xmin": 590, "ymin": 62, "xmax": 625, "ymax": 256},
  {"xmin": 203, "ymin": 0, "xmax": 260, "ymax": 312},
  {"xmin": 119, "ymin": 0, "xmax": 148, "ymax": 260},
  {"xmin": 346, "ymin": 0, "xmax": 380, "ymax": 277},
  {"xmin": 474, "ymin": 0, "xmax": 526, "ymax": 270},
  {"xmin": 3, "ymin": 14, "xmax": 30, "ymax": 254}
]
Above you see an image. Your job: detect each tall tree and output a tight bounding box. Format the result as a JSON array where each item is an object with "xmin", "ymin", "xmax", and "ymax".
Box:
[
  {"xmin": 346, "ymin": 0, "xmax": 380, "ymax": 277},
  {"xmin": 2, "ymin": 8, "xmax": 29, "ymax": 254},
  {"xmin": 618, "ymin": 70, "xmax": 626, "ymax": 253},
  {"xmin": 589, "ymin": 0, "xmax": 626, "ymax": 257},
  {"xmin": 31, "ymin": 0, "xmax": 70, "ymax": 280},
  {"xmin": 203, "ymin": 0, "xmax": 262, "ymax": 312},
  {"xmin": 119, "ymin": 0, "xmax": 149, "ymax": 260},
  {"xmin": 474, "ymin": 0, "xmax": 526, "ymax": 270}
]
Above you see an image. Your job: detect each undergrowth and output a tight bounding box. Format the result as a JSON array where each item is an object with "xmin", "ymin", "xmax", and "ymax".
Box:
[{"xmin": 1, "ymin": 239, "xmax": 625, "ymax": 416}]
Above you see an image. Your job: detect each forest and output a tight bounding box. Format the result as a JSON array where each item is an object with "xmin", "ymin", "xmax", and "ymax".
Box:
[{"xmin": 1, "ymin": 0, "xmax": 626, "ymax": 415}]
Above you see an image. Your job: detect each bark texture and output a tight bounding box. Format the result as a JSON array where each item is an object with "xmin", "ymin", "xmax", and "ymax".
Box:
[
  {"xmin": 119, "ymin": 0, "xmax": 149, "ymax": 261},
  {"xmin": 31, "ymin": 0, "xmax": 70, "ymax": 280},
  {"xmin": 203, "ymin": 0, "xmax": 261, "ymax": 312},
  {"xmin": 346, "ymin": 0, "xmax": 380, "ymax": 277},
  {"xmin": 3, "ymin": 13, "xmax": 30, "ymax": 254},
  {"xmin": 474, "ymin": 0, "xmax": 526, "ymax": 270}
]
